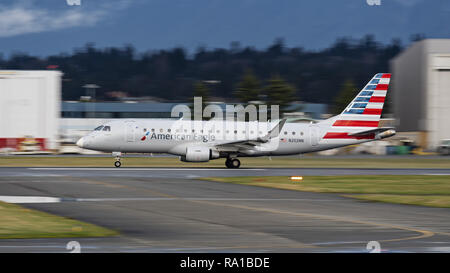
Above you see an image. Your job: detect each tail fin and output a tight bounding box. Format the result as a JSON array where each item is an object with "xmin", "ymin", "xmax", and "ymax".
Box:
[
  {"xmin": 322, "ymin": 73, "xmax": 391, "ymax": 139},
  {"xmin": 340, "ymin": 73, "xmax": 390, "ymax": 118}
]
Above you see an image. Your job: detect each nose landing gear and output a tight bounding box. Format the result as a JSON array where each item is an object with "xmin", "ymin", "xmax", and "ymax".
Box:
[
  {"xmin": 225, "ymin": 158, "xmax": 241, "ymax": 169},
  {"xmin": 113, "ymin": 152, "xmax": 122, "ymax": 168}
]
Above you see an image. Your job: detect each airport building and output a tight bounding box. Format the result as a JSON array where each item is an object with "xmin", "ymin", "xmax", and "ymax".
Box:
[
  {"xmin": 391, "ymin": 39, "xmax": 450, "ymax": 149},
  {"xmin": 0, "ymin": 70, "xmax": 62, "ymax": 151}
]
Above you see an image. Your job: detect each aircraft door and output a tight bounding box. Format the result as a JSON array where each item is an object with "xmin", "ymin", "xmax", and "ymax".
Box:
[{"xmin": 310, "ymin": 123, "xmax": 319, "ymax": 146}]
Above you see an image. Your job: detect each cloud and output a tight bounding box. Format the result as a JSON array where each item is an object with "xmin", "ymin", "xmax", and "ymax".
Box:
[
  {"xmin": 392, "ymin": 0, "xmax": 424, "ymax": 7},
  {"xmin": 0, "ymin": 1, "xmax": 131, "ymax": 37}
]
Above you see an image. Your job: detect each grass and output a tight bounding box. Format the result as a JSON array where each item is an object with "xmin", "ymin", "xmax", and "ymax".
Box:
[
  {"xmin": 0, "ymin": 201, "xmax": 118, "ymax": 239},
  {"xmin": 0, "ymin": 156, "xmax": 449, "ymax": 168},
  {"xmin": 203, "ymin": 175, "xmax": 450, "ymax": 208}
]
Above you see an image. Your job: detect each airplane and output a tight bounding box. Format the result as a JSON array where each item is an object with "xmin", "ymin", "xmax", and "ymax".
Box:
[{"xmin": 76, "ymin": 73, "xmax": 395, "ymax": 168}]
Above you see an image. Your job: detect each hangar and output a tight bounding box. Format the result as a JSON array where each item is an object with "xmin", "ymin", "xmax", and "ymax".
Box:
[{"xmin": 391, "ymin": 39, "xmax": 450, "ymax": 149}]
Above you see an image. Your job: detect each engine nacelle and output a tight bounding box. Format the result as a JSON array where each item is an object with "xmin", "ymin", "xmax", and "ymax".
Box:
[{"xmin": 181, "ymin": 146, "xmax": 219, "ymax": 162}]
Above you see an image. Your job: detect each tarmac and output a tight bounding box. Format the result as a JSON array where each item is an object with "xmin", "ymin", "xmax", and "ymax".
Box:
[{"xmin": 0, "ymin": 167, "xmax": 449, "ymax": 252}]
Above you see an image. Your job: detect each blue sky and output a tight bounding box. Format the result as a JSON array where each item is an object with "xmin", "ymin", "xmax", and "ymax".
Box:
[{"xmin": 0, "ymin": 0, "xmax": 449, "ymax": 57}]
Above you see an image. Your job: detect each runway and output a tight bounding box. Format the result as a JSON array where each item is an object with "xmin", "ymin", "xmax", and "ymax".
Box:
[
  {"xmin": 2, "ymin": 167, "xmax": 450, "ymax": 178},
  {"xmin": 0, "ymin": 167, "xmax": 450, "ymax": 252}
]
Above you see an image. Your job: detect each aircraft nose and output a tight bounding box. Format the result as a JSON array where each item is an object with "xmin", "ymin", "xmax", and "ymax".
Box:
[{"xmin": 76, "ymin": 137, "xmax": 85, "ymax": 148}]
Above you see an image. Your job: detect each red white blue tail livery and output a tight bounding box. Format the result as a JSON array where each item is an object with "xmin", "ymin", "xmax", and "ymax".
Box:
[{"xmin": 321, "ymin": 73, "xmax": 393, "ymax": 141}]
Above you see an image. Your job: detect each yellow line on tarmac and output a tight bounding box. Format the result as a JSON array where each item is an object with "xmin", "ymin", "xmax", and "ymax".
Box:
[
  {"xmin": 191, "ymin": 200, "xmax": 435, "ymax": 243},
  {"xmin": 67, "ymin": 177, "xmax": 176, "ymax": 198},
  {"xmin": 123, "ymin": 236, "xmax": 315, "ymax": 250}
]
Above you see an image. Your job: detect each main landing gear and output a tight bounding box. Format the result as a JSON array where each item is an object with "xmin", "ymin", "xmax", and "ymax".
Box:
[
  {"xmin": 225, "ymin": 158, "xmax": 241, "ymax": 169},
  {"xmin": 113, "ymin": 152, "xmax": 122, "ymax": 168}
]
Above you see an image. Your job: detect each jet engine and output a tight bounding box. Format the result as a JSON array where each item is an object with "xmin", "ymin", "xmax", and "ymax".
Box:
[{"xmin": 180, "ymin": 146, "xmax": 220, "ymax": 162}]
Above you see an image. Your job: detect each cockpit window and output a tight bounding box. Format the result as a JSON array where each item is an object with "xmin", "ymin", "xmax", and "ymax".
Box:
[
  {"xmin": 94, "ymin": 125, "xmax": 104, "ymax": 131},
  {"xmin": 103, "ymin": 126, "xmax": 111, "ymax": 132}
]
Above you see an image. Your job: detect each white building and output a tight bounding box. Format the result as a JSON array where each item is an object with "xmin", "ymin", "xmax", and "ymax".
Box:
[
  {"xmin": 391, "ymin": 39, "xmax": 450, "ymax": 149},
  {"xmin": 0, "ymin": 70, "xmax": 62, "ymax": 151}
]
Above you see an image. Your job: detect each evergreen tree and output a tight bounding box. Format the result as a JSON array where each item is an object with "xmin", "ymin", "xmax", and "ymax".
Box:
[
  {"xmin": 0, "ymin": 37, "xmax": 403, "ymax": 108},
  {"xmin": 264, "ymin": 75, "xmax": 296, "ymax": 115},
  {"xmin": 332, "ymin": 79, "xmax": 358, "ymax": 114},
  {"xmin": 234, "ymin": 69, "xmax": 261, "ymax": 103},
  {"xmin": 191, "ymin": 81, "xmax": 210, "ymax": 120},
  {"xmin": 193, "ymin": 81, "xmax": 210, "ymax": 101}
]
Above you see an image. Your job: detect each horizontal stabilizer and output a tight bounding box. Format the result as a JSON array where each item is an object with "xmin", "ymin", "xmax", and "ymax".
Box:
[{"xmin": 349, "ymin": 127, "xmax": 395, "ymax": 137}]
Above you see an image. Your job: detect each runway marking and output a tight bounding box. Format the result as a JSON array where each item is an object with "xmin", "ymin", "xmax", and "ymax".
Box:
[
  {"xmin": 0, "ymin": 195, "xmax": 339, "ymax": 203},
  {"xmin": 0, "ymin": 196, "xmax": 61, "ymax": 204},
  {"xmin": 28, "ymin": 168, "xmax": 267, "ymax": 171},
  {"xmin": 189, "ymin": 199, "xmax": 435, "ymax": 244}
]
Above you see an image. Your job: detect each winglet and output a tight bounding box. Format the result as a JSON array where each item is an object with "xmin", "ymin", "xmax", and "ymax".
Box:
[{"xmin": 259, "ymin": 119, "xmax": 287, "ymax": 142}]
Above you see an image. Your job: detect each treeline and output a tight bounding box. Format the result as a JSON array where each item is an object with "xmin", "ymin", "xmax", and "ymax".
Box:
[{"xmin": 0, "ymin": 35, "xmax": 402, "ymax": 109}]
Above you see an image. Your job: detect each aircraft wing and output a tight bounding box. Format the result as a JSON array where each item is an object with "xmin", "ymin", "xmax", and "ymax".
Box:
[{"xmin": 210, "ymin": 119, "xmax": 287, "ymax": 151}]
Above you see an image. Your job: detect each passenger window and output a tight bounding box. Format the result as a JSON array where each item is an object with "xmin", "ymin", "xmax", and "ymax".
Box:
[
  {"xmin": 94, "ymin": 125, "xmax": 104, "ymax": 131},
  {"xmin": 103, "ymin": 126, "xmax": 111, "ymax": 131}
]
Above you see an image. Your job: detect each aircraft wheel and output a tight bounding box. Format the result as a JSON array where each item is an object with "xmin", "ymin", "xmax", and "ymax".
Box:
[
  {"xmin": 230, "ymin": 158, "xmax": 241, "ymax": 169},
  {"xmin": 114, "ymin": 161, "xmax": 121, "ymax": 168},
  {"xmin": 225, "ymin": 159, "xmax": 232, "ymax": 168}
]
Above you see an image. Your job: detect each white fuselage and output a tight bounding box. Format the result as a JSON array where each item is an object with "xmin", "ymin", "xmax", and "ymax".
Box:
[{"xmin": 77, "ymin": 118, "xmax": 373, "ymax": 158}]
